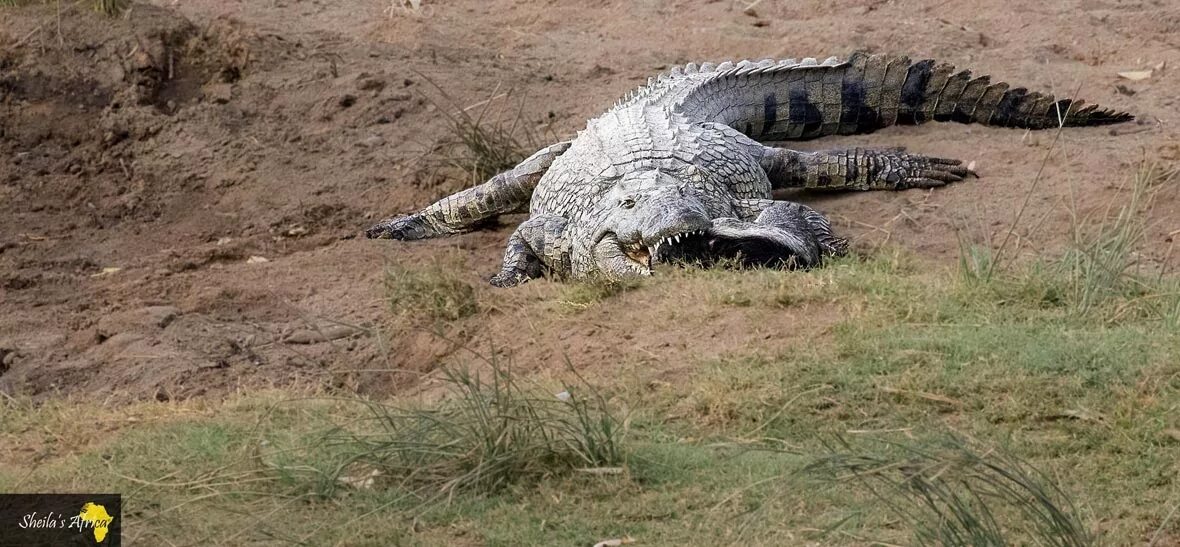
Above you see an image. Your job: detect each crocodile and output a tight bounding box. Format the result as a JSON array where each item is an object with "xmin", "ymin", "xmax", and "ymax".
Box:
[{"xmin": 365, "ymin": 52, "xmax": 1132, "ymax": 287}]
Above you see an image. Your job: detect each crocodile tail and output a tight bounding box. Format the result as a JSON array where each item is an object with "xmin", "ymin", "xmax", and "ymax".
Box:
[
  {"xmin": 679, "ymin": 53, "xmax": 1133, "ymax": 141},
  {"xmin": 860, "ymin": 52, "xmax": 1134, "ymax": 130}
]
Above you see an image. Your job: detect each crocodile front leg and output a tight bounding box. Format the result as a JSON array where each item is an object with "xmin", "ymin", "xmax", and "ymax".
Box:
[
  {"xmin": 759, "ymin": 147, "xmax": 973, "ymax": 191},
  {"xmin": 490, "ymin": 214, "xmax": 569, "ymax": 288},
  {"xmin": 366, "ymin": 141, "xmax": 571, "ymax": 240}
]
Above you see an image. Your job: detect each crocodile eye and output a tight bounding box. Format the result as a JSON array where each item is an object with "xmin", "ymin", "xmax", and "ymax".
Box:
[{"xmin": 620, "ymin": 198, "xmax": 636, "ymax": 209}]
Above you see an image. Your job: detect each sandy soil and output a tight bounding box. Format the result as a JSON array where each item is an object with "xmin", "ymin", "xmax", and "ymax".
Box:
[{"xmin": 1, "ymin": 0, "xmax": 1177, "ymax": 400}]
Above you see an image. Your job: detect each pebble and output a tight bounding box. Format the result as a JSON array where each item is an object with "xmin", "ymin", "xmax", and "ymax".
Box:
[
  {"xmin": 143, "ymin": 306, "xmax": 181, "ymax": 328},
  {"xmin": 357, "ymin": 135, "xmax": 386, "ymax": 148},
  {"xmin": 356, "ymin": 77, "xmax": 385, "ymax": 92}
]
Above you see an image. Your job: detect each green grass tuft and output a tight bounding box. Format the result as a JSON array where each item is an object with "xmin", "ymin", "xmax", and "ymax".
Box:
[
  {"xmin": 295, "ymin": 358, "xmax": 626, "ymax": 502},
  {"xmin": 958, "ymin": 161, "xmax": 1179, "ymax": 323},
  {"xmin": 385, "ymin": 257, "xmax": 479, "ymax": 322},
  {"xmin": 556, "ymin": 277, "xmax": 643, "ymax": 312},
  {"xmin": 804, "ymin": 435, "xmax": 1094, "ymax": 546}
]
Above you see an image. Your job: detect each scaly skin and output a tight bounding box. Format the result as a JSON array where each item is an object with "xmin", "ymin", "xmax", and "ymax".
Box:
[{"xmin": 366, "ymin": 53, "xmax": 1133, "ymax": 286}]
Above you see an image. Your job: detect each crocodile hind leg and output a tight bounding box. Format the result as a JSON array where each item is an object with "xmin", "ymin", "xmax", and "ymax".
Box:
[
  {"xmin": 366, "ymin": 141, "xmax": 571, "ymax": 240},
  {"xmin": 759, "ymin": 146, "xmax": 974, "ymax": 191},
  {"xmin": 734, "ymin": 199, "xmax": 848, "ymax": 257},
  {"xmin": 700, "ymin": 199, "xmax": 847, "ymax": 269},
  {"xmin": 490, "ymin": 215, "xmax": 569, "ymax": 288}
]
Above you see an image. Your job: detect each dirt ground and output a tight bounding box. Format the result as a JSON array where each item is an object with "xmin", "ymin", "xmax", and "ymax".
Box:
[{"xmin": 1, "ymin": 0, "xmax": 1177, "ymax": 401}]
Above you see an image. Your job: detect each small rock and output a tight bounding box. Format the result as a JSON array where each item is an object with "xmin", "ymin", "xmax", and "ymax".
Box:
[
  {"xmin": 357, "ymin": 77, "xmax": 386, "ymax": 92},
  {"xmin": 90, "ymin": 267, "xmax": 122, "ymax": 278},
  {"xmin": 357, "ymin": 135, "xmax": 386, "ymax": 148},
  {"xmin": 338, "ymin": 94, "xmax": 358, "ymax": 108},
  {"xmin": 101, "ymin": 332, "xmax": 147, "ymax": 349},
  {"xmin": 247, "ymin": 256, "xmax": 269, "ymax": 264},
  {"xmin": 338, "ymin": 469, "xmax": 381, "ymax": 489},
  {"xmin": 592, "ymin": 537, "xmax": 635, "ymax": 547},
  {"xmin": 1117, "ymin": 69, "xmax": 1153, "ymax": 81},
  {"xmin": 143, "ymin": 306, "xmax": 181, "ymax": 329}
]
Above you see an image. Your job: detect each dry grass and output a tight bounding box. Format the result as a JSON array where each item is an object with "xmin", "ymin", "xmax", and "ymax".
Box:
[
  {"xmin": 555, "ymin": 278, "xmax": 644, "ymax": 312},
  {"xmin": 385, "ymin": 256, "xmax": 479, "ymax": 322},
  {"xmin": 417, "ymin": 75, "xmax": 549, "ymax": 187},
  {"xmin": 0, "ymin": 0, "xmax": 127, "ymax": 16},
  {"xmin": 959, "ymin": 161, "xmax": 1180, "ymax": 324}
]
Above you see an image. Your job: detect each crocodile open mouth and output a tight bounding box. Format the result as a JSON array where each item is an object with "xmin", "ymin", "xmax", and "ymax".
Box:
[
  {"xmin": 620, "ymin": 241, "xmax": 651, "ymax": 271},
  {"xmin": 598, "ymin": 224, "xmax": 816, "ymax": 278},
  {"xmin": 650, "ymin": 229, "xmax": 710, "ymax": 265},
  {"xmin": 598, "ymin": 229, "xmax": 712, "ymax": 276}
]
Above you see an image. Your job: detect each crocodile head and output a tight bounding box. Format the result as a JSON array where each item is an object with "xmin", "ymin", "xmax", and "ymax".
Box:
[{"xmin": 588, "ymin": 169, "xmax": 825, "ymax": 280}]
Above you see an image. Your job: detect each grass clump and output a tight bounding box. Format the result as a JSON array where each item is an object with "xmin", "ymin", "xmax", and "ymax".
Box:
[
  {"xmin": 284, "ymin": 358, "xmax": 626, "ymax": 502},
  {"xmin": 959, "ymin": 161, "xmax": 1178, "ymax": 322},
  {"xmin": 415, "ymin": 75, "xmax": 547, "ymax": 186},
  {"xmin": 556, "ymin": 277, "xmax": 643, "ymax": 312},
  {"xmin": 385, "ymin": 258, "xmax": 478, "ymax": 322},
  {"xmin": 805, "ymin": 435, "xmax": 1093, "ymax": 547},
  {"xmin": 1061, "ymin": 163, "xmax": 1176, "ymax": 316}
]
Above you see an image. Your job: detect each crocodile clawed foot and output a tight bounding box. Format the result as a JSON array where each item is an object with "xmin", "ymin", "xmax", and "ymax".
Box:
[
  {"xmin": 489, "ymin": 271, "xmax": 528, "ymax": 288},
  {"xmin": 365, "ymin": 214, "xmax": 432, "ymax": 241},
  {"xmin": 874, "ymin": 151, "xmax": 977, "ymax": 190}
]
